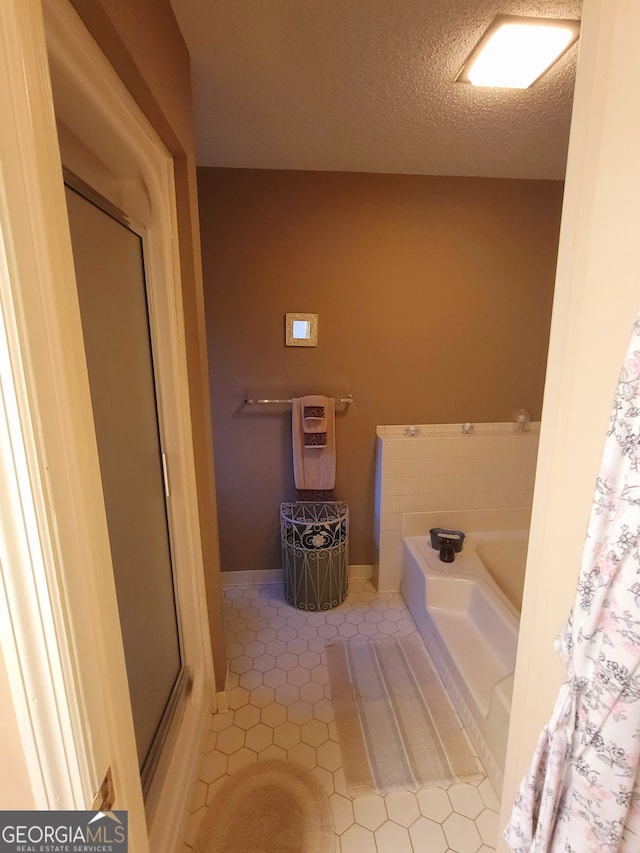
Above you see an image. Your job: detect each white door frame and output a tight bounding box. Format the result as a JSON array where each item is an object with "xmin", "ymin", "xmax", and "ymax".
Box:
[
  {"xmin": 0, "ymin": 1, "xmax": 214, "ymax": 850},
  {"xmin": 499, "ymin": 3, "xmax": 640, "ymax": 846}
]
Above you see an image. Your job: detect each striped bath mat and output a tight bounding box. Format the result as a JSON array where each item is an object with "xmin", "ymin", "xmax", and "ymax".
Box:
[{"xmin": 326, "ymin": 635, "xmax": 483, "ymax": 796}]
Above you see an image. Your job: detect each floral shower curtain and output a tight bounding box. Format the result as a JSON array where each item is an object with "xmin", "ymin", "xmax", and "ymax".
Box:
[{"xmin": 504, "ymin": 315, "xmax": 640, "ymax": 852}]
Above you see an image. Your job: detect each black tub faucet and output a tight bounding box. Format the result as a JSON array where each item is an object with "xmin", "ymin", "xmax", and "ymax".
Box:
[{"xmin": 439, "ymin": 541, "xmax": 456, "ymax": 563}]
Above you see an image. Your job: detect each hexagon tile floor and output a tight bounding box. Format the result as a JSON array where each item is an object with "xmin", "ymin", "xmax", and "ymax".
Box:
[{"xmin": 177, "ymin": 580, "xmax": 502, "ymax": 853}]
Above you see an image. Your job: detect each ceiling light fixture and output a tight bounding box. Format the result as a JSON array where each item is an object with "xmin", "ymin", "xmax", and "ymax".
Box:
[{"xmin": 456, "ymin": 15, "xmax": 580, "ymax": 89}]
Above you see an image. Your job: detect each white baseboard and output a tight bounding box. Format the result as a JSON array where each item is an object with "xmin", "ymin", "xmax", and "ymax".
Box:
[
  {"xmin": 215, "ymin": 664, "xmax": 230, "ymax": 714},
  {"xmin": 220, "ymin": 568, "xmax": 281, "ymax": 587},
  {"xmin": 220, "ymin": 565, "xmax": 373, "ymax": 587},
  {"xmin": 349, "ymin": 564, "xmax": 373, "ymax": 580}
]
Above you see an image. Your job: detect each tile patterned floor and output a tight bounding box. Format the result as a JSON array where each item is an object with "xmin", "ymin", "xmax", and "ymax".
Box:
[{"xmin": 178, "ymin": 580, "xmax": 501, "ymax": 852}]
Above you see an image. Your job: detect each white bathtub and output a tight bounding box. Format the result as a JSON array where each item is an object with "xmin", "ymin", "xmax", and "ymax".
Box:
[{"xmin": 401, "ymin": 529, "xmax": 527, "ymax": 792}]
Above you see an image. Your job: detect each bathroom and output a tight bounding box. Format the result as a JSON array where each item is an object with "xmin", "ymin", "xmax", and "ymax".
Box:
[
  {"xmin": 2, "ymin": 2, "xmax": 640, "ymax": 853},
  {"xmin": 192, "ymin": 119, "xmax": 563, "ymax": 841},
  {"xmin": 193, "ymin": 165, "xmax": 555, "ymax": 848},
  {"xmin": 185, "ymin": 0, "xmax": 628, "ymax": 847}
]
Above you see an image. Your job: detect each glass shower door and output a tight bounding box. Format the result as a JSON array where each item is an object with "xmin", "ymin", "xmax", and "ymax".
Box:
[{"xmin": 65, "ymin": 183, "xmax": 183, "ymax": 780}]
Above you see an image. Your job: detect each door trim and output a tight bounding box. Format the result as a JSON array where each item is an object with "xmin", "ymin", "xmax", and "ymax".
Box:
[
  {"xmin": 0, "ymin": 0, "xmax": 215, "ymax": 849},
  {"xmin": 45, "ymin": 0, "xmax": 217, "ymax": 838},
  {"xmin": 0, "ymin": 0, "xmax": 117, "ymax": 815}
]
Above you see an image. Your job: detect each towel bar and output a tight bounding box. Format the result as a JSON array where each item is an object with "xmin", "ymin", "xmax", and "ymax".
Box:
[{"xmin": 244, "ymin": 393, "xmax": 353, "ymax": 405}]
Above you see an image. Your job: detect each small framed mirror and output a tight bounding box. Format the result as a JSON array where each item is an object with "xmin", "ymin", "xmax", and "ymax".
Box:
[{"xmin": 285, "ymin": 312, "xmax": 318, "ymax": 347}]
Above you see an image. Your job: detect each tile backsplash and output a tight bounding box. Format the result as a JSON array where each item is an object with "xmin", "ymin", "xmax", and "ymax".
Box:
[{"xmin": 374, "ymin": 422, "xmax": 540, "ymax": 591}]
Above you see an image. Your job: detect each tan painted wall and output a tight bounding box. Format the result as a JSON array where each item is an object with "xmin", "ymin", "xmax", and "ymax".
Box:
[
  {"xmin": 67, "ymin": 0, "xmax": 226, "ymax": 690},
  {"xmin": 198, "ymin": 168, "xmax": 563, "ymax": 572}
]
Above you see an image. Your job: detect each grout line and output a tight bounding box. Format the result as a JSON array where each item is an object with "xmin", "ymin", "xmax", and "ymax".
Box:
[{"xmin": 178, "ymin": 579, "xmax": 501, "ymax": 853}]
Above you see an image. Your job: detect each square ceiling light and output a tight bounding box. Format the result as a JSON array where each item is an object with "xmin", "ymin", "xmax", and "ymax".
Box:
[{"xmin": 456, "ymin": 15, "xmax": 580, "ymax": 89}]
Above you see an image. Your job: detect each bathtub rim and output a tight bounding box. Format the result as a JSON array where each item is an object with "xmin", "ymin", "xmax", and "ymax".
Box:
[{"xmin": 406, "ymin": 528, "xmax": 528, "ymax": 623}]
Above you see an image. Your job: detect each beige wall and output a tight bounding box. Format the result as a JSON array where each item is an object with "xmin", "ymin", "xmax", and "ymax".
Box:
[
  {"xmin": 0, "ymin": 648, "xmax": 34, "ymax": 808},
  {"xmin": 68, "ymin": 0, "xmax": 226, "ymax": 690},
  {"xmin": 499, "ymin": 1, "xmax": 640, "ymax": 846},
  {"xmin": 198, "ymin": 168, "xmax": 563, "ymax": 572}
]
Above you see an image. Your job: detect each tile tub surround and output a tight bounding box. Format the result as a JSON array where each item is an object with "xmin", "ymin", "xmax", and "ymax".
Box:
[
  {"xmin": 178, "ymin": 580, "xmax": 501, "ymax": 853},
  {"xmin": 374, "ymin": 423, "xmax": 540, "ymax": 591}
]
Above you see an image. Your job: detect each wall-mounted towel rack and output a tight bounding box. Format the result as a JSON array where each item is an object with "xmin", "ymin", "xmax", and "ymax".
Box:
[{"xmin": 244, "ymin": 393, "xmax": 354, "ymax": 405}]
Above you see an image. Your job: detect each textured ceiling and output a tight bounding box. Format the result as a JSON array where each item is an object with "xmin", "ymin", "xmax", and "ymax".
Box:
[{"xmin": 169, "ymin": 0, "xmax": 582, "ymax": 179}]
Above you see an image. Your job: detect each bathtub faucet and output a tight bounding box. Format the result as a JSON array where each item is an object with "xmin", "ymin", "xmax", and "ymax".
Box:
[{"xmin": 439, "ymin": 541, "xmax": 456, "ymax": 563}]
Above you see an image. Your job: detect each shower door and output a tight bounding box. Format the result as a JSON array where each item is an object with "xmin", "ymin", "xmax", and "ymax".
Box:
[{"xmin": 64, "ymin": 182, "xmax": 184, "ymax": 785}]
